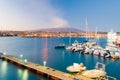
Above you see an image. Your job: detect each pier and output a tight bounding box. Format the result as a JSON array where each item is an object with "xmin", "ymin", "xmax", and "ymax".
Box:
[{"xmin": 0, "ymin": 53, "xmax": 92, "ymax": 80}]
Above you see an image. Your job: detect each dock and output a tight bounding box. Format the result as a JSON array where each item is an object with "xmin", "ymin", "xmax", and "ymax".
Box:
[{"xmin": 0, "ymin": 53, "xmax": 92, "ymax": 80}]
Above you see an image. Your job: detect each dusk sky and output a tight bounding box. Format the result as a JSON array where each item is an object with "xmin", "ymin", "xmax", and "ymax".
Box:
[{"xmin": 0, "ymin": 0, "xmax": 120, "ymax": 32}]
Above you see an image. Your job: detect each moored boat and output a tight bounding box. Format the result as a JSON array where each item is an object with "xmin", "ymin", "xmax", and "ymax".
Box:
[
  {"xmin": 55, "ymin": 44, "xmax": 66, "ymax": 49},
  {"xmin": 66, "ymin": 63, "xmax": 86, "ymax": 73}
]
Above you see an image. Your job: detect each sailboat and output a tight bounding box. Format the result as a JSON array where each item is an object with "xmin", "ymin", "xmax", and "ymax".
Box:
[
  {"xmin": 54, "ymin": 38, "xmax": 66, "ymax": 49},
  {"xmin": 66, "ymin": 27, "xmax": 73, "ymax": 50},
  {"xmin": 55, "ymin": 27, "xmax": 71, "ymax": 49},
  {"xmin": 85, "ymin": 17, "xmax": 89, "ymax": 41}
]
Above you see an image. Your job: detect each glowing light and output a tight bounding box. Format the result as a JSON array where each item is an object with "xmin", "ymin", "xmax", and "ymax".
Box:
[
  {"xmin": 43, "ymin": 61, "xmax": 46, "ymax": 67},
  {"xmin": 3, "ymin": 52, "xmax": 6, "ymax": 56},
  {"xmin": 42, "ymin": 38, "xmax": 48, "ymax": 62},
  {"xmin": 20, "ymin": 54, "xmax": 23, "ymax": 59},
  {"xmin": 24, "ymin": 59, "xmax": 27, "ymax": 64},
  {"xmin": 1, "ymin": 61, "xmax": 8, "ymax": 77},
  {"xmin": 22, "ymin": 69, "xmax": 28, "ymax": 80},
  {"xmin": 17, "ymin": 69, "xmax": 23, "ymax": 78}
]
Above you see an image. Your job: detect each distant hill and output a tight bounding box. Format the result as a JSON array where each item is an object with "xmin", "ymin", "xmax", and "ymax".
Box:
[{"xmin": 28, "ymin": 27, "xmax": 84, "ymax": 32}]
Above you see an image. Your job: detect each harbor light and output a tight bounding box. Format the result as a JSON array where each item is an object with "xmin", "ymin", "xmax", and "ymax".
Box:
[
  {"xmin": 24, "ymin": 59, "xmax": 27, "ymax": 64},
  {"xmin": 3, "ymin": 52, "xmax": 6, "ymax": 56},
  {"xmin": 43, "ymin": 61, "xmax": 46, "ymax": 67},
  {"xmin": 20, "ymin": 54, "xmax": 23, "ymax": 59}
]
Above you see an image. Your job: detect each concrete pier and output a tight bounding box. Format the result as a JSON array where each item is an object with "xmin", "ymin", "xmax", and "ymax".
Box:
[{"xmin": 0, "ymin": 53, "xmax": 93, "ymax": 80}]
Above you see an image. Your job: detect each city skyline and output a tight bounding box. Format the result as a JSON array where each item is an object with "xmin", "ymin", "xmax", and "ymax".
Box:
[{"xmin": 0, "ymin": 0, "xmax": 120, "ymax": 32}]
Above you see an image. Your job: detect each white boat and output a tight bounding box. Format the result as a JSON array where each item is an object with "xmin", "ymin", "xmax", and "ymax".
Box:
[
  {"xmin": 67, "ymin": 62, "xmax": 116, "ymax": 80},
  {"xmin": 81, "ymin": 62, "xmax": 107, "ymax": 80},
  {"xmin": 66, "ymin": 63, "xmax": 86, "ymax": 73},
  {"xmin": 81, "ymin": 69, "xmax": 107, "ymax": 80},
  {"xmin": 74, "ymin": 47, "xmax": 83, "ymax": 52},
  {"xmin": 72, "ymin": 40, "xmax": 79, "ymax": 47},
  {"xmin": 107, "ymin": 29, "xmax": 117, "ymax": 46},
  {"xmin": 84, "ymin": 46, "xmax": 91, "ymax": 54},
  {"xmin": 66, "ymin": 46, "xmax": 73, "ymax": 50}
]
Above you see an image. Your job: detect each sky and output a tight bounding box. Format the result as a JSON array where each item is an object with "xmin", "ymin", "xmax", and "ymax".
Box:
[{"xmin": 0, "ymin": 0, "xmax": 120, "ymax": 32}]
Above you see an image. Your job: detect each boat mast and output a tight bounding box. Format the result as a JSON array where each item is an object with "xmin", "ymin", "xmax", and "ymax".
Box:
[
  {"xmin": 85, "ymin": 18, "xmax": 88, "ymax": 41},
  {"xmin": 95, "ymin": 27, "xmax": 99, "ymax": 43},
  {"xmin": 95, "ymin": 27, "xmax": 97, "ymax": 36},
  {"xmin": 69, "ymin": 27, "xmax": 71, "ymax": 45}
]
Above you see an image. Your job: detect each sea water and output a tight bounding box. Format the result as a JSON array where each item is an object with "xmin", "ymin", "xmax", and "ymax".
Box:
[{"xmin": 0, "ymin": 37, "xmax": 119, "ymax": 80}]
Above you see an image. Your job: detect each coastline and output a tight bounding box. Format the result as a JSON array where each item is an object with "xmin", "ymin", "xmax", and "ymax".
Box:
[{"xmin": 0, "ymin": 31, "xmax": 107, "ymax": 38}]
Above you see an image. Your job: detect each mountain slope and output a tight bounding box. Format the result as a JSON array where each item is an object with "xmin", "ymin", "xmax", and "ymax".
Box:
[{"xmin": 29, "ymin": 27, "xmax": 83, "ymax": 32}]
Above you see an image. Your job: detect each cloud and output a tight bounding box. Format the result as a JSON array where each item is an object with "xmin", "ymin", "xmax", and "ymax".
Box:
[
  {"xmin": 52, "ymin": 17, "xmax": 69, "ymax": 28},
  {"xmin": 0, "ymin": 0, "xmax": 69, "ymax": 31}
]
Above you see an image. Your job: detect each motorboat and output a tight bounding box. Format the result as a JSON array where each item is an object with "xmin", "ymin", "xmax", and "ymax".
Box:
[
  {"xmin": 66, "ymin": 63, "xmax": 86, "ymax": 73},
  {"xmin": 55, "ymin": 44, "xmax": 66, "ymax": 49},
  {"xmin": 81, "ymin": 69, "xmax": 107, "ymax": 80}
]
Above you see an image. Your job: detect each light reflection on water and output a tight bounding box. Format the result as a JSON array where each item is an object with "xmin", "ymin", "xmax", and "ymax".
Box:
[
  {"xmin": 22, "ymin": 69, "xmax": 29, "ymax": 80},
  {"xmin": 42, "ymin": 38, "xmax": 48, "ymax": 62},
  {"xmin": 1, "ymin": 61, "xmax": 8, "ymax": 77},
  {"xmin": 0, "ymin": 37, "xmax": 119, "ymax": 79},
  {"xmin": 18, "ymin": 69, "xmax": 22, "ymax": 78},
  {"xmin": 17, "ymin": 69, "xmax": 28, "ymax": 80}
]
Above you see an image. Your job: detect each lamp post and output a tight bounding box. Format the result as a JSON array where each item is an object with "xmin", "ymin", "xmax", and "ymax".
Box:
[
  {"xmin": 43, "ymin": 61, "xmax": 46, "ymax": 67},
  {"xmin": 3, "ymin": 52, "xmax": 6, "ymax": 56},
  {"xmin": 20, "ymin": 54, "xmax": 23, "ymax": 59},
  {"xmin": 24, "ymin": 59, "xmax": 27, "ymax": 64}
]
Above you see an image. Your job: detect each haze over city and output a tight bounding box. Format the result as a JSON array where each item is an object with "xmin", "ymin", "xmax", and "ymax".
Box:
[{"xmin": 0, "ymin": 0, "xmax": 120, "ymax": 32}]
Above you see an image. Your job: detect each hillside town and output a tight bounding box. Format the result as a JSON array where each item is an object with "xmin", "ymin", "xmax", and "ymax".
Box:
[{"xmin": 0, "ymin": 31, "xmax": 107, "ymax": 38}]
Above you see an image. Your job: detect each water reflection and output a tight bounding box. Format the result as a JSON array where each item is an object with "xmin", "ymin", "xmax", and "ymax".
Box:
[
  {"xmin": 84, "ymin": 54, "xmax": 91, "ymax": 65},
  {"xmin": 62, "ymin": 51, "xmax": 65, "ymax": 61},
  {"xmin": 33, "ymin": 38, "xmax": 37, "ymax": 61},
  {"xmin": 17, "ymin": 69, "xmax": 28, "ymax": 80},
  {"xmin": 1, "ymin": 61, "xmax": 8, "ymax": 77},
  {"xmin": 18, "ymin": 69, "xmax": 22, "ymax": 78},
  {"xmin": 42, "ymin": 38, "xmax": 48, "ymax": 62},
  {"xmin": 22, "ymin": 69, "xmax": 28, "ymax": 80}
]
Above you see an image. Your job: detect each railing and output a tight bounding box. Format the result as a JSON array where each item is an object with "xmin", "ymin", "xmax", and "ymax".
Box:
[
  {"xmin": 95, "ymin": 62, "xmax": 105, "ymax": 71},
  {"xmin": 107, "ymin": 76, "xmax": 117, "ymax": 80}
]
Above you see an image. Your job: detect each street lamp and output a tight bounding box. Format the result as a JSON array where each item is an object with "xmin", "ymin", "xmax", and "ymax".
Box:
[
  {"xmin": 43, "ymin": 61, "xmax": 46, "ymax": 67},
  {"xmin": 3, "ymin": 52, "xmax": 6, "ymax": 56},
  {"xmin": 20, "ymin": 54, "xmax": 23, "ymax": 59},
  {"xmin": 24, "ymin": 59, "xmax": 27, "ymax": 64}
]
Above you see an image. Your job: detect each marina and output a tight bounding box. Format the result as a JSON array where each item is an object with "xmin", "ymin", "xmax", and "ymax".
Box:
[
  {"xmin": 0, "ymin": 52, "xmax": 116, "ymax": 80},
  {"xmin": 1, "ymin": 0, "xmax": 120, "ymax": 80},
  {"xmin": 0, "ymin": 37, "xmax": 119, "ymax": 80},
  {"xmin": 65, "ymin": 30, "xmax": 120, "ymax": 60}
]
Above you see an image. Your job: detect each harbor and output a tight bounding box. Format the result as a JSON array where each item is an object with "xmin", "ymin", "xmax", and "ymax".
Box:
[
  {"xmin": 0, "ymin": 37, "xmax": 119, "ymax": 80},
  {"xmin": 0, "ymin": 52, "xmax": 116, "ymax": 80},
  {"xmin": 1, "ymin": 0, "xmax": 120, "ymax": 80},
  {"xmin": 64, "ymin": 30, "xmax": 120, "ymax": 60}
]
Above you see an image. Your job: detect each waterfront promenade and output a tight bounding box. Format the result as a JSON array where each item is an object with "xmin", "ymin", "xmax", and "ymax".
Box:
[{"xmin": 0, "ymin": 53, "xmax": 92, "ymax": 80}]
